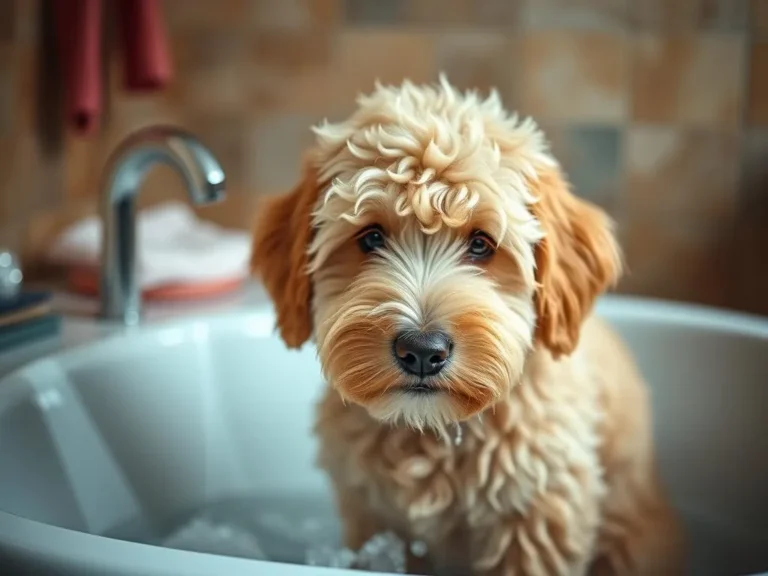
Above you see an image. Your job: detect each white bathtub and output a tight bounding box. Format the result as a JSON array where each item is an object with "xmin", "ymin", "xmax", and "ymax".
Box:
[{"xmin": 0, "ymin": 295, "xmax": 766, "ymax": 575}]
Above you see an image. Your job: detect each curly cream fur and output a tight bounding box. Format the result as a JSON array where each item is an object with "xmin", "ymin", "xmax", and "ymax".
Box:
[{"xmin": 250, "ymin": 77, "xmax": 684, "ymax": 575}]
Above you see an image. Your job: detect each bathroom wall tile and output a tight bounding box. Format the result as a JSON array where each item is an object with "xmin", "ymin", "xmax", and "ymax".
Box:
[
  {"xmin": 62, "ymin": 136, "xmax": 102, "ymax": 201},
  {"xmin": 328, "ymin": 31, "xmax": 437, "ymax": 105},
  {"xmin": 251, "ymin": 31, "xmax": 436, "ymax": 117},
  {"xmin": 519, "ymin": 0, "xmax": 628, "ymax": 30},
  {"xmin": 310, "ymin": 0, "xmax": 343, "ymax": 29},
  {"xmin": 560, "ymin": 125, "xmax": 623, "ymax": 211},
  {"xmin": 0, "ymin": 0, "xmax": 15, "ymax": 42},
  {"xmin": 754, "ymin": 0, "xmax": 768, "ymax": 37},
  {"xmin": 171, "ymin": 29, "xmax": 249, "ymax": 112},
  {"xmin": 252, "ymin": 30, "xmax": 332, "ymax": 71},
  {"xmin": 732, "ymin": 129, "xmax": 768, "ymax": 315},
  {"xmin": 631, "ymin": 0, "xmax": 748, "ymax": 30},
  {"xmin": 245, "ymin": 114, "xmax": 323, "ymax": 195},
  {"xmin": 249, "ymin": 66, "xmax": 338, "ymax": 116},
  {"xmin": 248, "ymin": 29, "xmax": 336, "ymax": 115},
  {"xmin": 104, "ymin": 95, "xmax": 183, "ymax": 151},
  {"xmin": 344, "ymin": 0, "xmax": 404, "ymax": 25},
  {"xmin": 8, "ymin": 134, "xmax": 64, "ymax": 227},
  {"xmin": 13, "ymin": 0, "xmax": 37, "ymax": 45},
  {"xmin": 540, "ymin": 123, "xmax": 622, "ymax": 214},
  {"xmin": 0, "ymin": 138, "xmax": 13, "ymax": 226},
  {"xmin": 517, "ymin": 32, "xmax": 628, "ymax": 122},
  {"xmin": 747, "ymin": 43, "xmax": 768, "ymax": 125},
  {"xmin": 250, "ymin": 0, "xmax": 339, "ymax": 29},
  {"xmin": 619, "ymin": 213, "xmax": 733, "ymax": 307},
  {"xmin": 191, "ymin": 191, "xmax": 258, "ymax": 231},
  {"xmin": 14, "ymin": 42, "xmax": 37, "ymax": 137},
  {"xmin": 631, "ymin": 35, "xmax": 745, "ymax": 129},
  {"xmin": 741, "ymin": 129, "xmax": 768, "ymax": 206},
  {"xmin": 0, "ymin": 49, "xmax": 13, "ymax": 138},
  {"xmin": 629, "ymin": 0, "xmax": 699, "ymax": 30},
  {"xmin": 435, "ymin": 32, "xmax": 511, "ymax": 98},
  {"xmin": 406, "ymin": 0, "xmax": 519, "ymax": 27},
  {"xmin": 162, "ymin": 0, "xmax": 248, "ymax": 31},
  {"xmin": 624, "ymin": 127, "xmax": 738, "ymax": 310},
  {"xmin": 626, "ymin": 126, "xmax": 740, "ymax": 224},
  {"xmin": 698, "ymin": 0, "xmax": 749, "ymax": 29}
]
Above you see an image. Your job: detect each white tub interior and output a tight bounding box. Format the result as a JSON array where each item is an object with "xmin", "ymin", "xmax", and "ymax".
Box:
[{"xmin": 0, "ymin": 296, "xmax": 766, "ymax": 575}]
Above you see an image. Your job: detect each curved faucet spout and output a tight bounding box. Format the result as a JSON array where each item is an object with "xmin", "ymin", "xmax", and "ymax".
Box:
[{"xmin": 99, "ymin": 125, "xmax": 227, "ymax": 325}]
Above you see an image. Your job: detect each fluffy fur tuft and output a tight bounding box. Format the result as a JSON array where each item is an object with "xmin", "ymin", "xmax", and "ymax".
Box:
[{"xmin": 250, "ymin": 77, "xmax": 683, "ymax": 575}]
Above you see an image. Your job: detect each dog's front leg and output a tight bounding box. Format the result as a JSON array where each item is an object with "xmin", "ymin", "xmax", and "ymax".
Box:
[
  {"xmin": 469, "ymin": 487, "xmax": 602, "ymax": 576},
  {"xmin": 333, "ymin": 486, "xmax": 386, "ymax": 551}
]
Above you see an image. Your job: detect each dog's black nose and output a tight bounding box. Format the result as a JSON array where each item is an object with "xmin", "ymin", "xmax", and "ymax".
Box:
[{"xmin": 393, "ymin": 330, "xmax": 453, "ymax": 377}]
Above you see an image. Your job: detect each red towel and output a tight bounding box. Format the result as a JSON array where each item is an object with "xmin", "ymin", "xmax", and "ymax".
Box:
[
  {"xmin": 55, "ymin": 0, "xmax": 102, "ymax": 135},
  {"xmin": 53, "ymin": 0, "xmax": 172, "ymax": 135},
  {"xmin": 118, "ymin": 0, "xmax": 172, "ymax": 91}
]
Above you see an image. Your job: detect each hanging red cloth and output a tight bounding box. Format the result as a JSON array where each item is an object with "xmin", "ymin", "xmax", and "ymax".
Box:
[
  {"xmin": 53, "ymin": 0, "xmax": 173, "ymax": 135},
  {"xmin": 55, "ymin": 0, "xmax": 102, "ymax": 134},
  {"xmin": 118, "ymin": 0, "xmax": 172, "ymax": 91}
]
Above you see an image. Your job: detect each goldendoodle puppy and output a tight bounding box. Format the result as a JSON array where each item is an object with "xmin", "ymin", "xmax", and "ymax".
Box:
[{"xmin": 251, "ymin": 77, "xmax": 683, "ymax": 576}]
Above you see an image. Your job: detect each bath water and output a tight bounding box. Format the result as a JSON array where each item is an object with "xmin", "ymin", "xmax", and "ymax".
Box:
[{"xmin": 105, "ymin": 495, "xmax": 768, "ymax": 575}]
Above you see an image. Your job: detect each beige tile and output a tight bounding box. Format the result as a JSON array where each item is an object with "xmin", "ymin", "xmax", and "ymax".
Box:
[
  {"xmin": 245, "ymin": 114, "xmax": 322, "ymax": 195},
  {"xmin": 406, "ymin": 0, "xmax": 519, "ymax": 26},
  {"xmin": 13, "ymin": 0, "xmax": 36, "ymax": 45},
  {"xmin": 249, "ymin": 66, "xmax": 340, "ymax": 116},
  {"xmin": 742, "ymin": 130, "xmax": 768, "ymax": 196},
  {"xmin": 250, "ymin": 0, "xmax": 318, "ymax": 28},
  {"xmin": 63, "ymin": 136, "xmax": 101, "ymax": 200},
  {"xmin": 0, "ymin": 47, "xmax": 13, "ymax": 138},
  {"xmin": 14, "ymin": 41, "xmax": 36, "ymax": 134},
  {"xmin": 619, "ymin": 213, "xmax": 734, "ymax": 308},
  {"xmin": 520, "ymin": 0, "xmax": 628, "ymax": 30},
  {"xmin": 252, "ymin": 29, "xmax": 332, "ymax": 71},
  {"xmin": 0, "ymin": 0, "xmax": 14, "ymax": 42},
  {"xmin": 162, "ymin": 0, "xmax": 249, "ymax": 31},
  {"xmin": 8, "ymin": 134, "xmax": 65, "ymax": 229},
  {"xmin": 517, "ymin": 32, "xmax": 627, "ymax": 122},
  {"xmin": 731, "ymin": 131, "xmax": 768, "ymax": 315},
  {"xmin": 250, "ymin": 0, "xmax": 340, "ymax": 28},
  {"xmin": 326, "ymin": 31, "xmax": 438, "ymax": 109},
  {"xmin": 192, "ymin": 191, "xmax": 258, "ymax": 231},
  {"xmin": 248, "ymin": 30, "xmax": 336, "ymax": 116},
  {"xmin": 626, "ymin": 127, "xmax": 739, "ymax": 225},
  {"xmin": 629, "ymin": 0, "xmax": 699, "ymax": 30},
  {"xmin": 0, "ymin": 138, "xmax": 13, "ymax": 225},
  {"xmin": 105, "ymin": 96, "xmax": 183, "ymax": 150},
  {"xmin": 435, "ymin": 32, "xmax": 511, "ymax": 100},
  {"xmin": 631, "ymin": 35, "xmax": 745, "ymax": 129},
  {"xmin": 754, "ymin": 0, "xmax": 768, "ymax": 37},
  {"xmin": 698, "ymin": 0, "xmax": 749, "ymax": 29},
  {"xmin": 748, "ymin": 43, "xmax": 768, "ymax": 126},
  {"xmin": 170, "ymin": 29, "xmax": 249, "ymax": 112},
  {"xmin": 344, "ymin": 0, "xmax": 404, "ymax": 25}
]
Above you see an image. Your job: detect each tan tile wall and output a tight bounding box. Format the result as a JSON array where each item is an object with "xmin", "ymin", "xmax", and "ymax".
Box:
[{"xmin": 0, "ymin": 0, "xmax": 766, "ymax": 314}]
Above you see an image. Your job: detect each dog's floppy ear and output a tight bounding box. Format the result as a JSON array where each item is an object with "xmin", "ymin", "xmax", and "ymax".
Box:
[
  {"xmin": 530, "ymin": 167, "xmax": 622, "ymax": 358},
  {"xmin": 250, "ymin": 164, "xmax": 319, "ymax": 349}
]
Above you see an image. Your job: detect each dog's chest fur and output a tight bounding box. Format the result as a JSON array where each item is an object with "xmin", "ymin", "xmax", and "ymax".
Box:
[{"xmin": 314, "ymin": 348, "xmax": 609, "ymax": 573}]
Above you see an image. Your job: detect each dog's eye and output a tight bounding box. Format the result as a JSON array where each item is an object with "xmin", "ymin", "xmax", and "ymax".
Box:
[
  {"xmin": 357, "ymin": 225, "xmax": 386, "ymax": 254},
  {"xmin": 467, "ymin": 232, "xmax": 495, "ymax": 260}
]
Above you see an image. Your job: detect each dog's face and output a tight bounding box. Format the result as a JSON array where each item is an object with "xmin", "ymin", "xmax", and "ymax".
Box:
[{"xmin": 252, "ymin": 79, "xmax": 621, "ymax": 430}]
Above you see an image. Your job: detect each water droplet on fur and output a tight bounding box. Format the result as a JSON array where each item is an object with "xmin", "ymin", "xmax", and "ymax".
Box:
[{"xmin": 453, "ymin": 423, "xmax": 463, "ymax": 446}]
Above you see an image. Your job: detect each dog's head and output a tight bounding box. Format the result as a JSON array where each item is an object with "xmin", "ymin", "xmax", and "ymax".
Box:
[{"xmin": 252, "ymin": 78, "xmax": 621, "ymax": 430}]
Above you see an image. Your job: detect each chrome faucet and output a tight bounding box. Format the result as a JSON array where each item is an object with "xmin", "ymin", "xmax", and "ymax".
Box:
[{"xmin": 99, "ymin": 125, "xmax": 226, "ymax": 325}]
